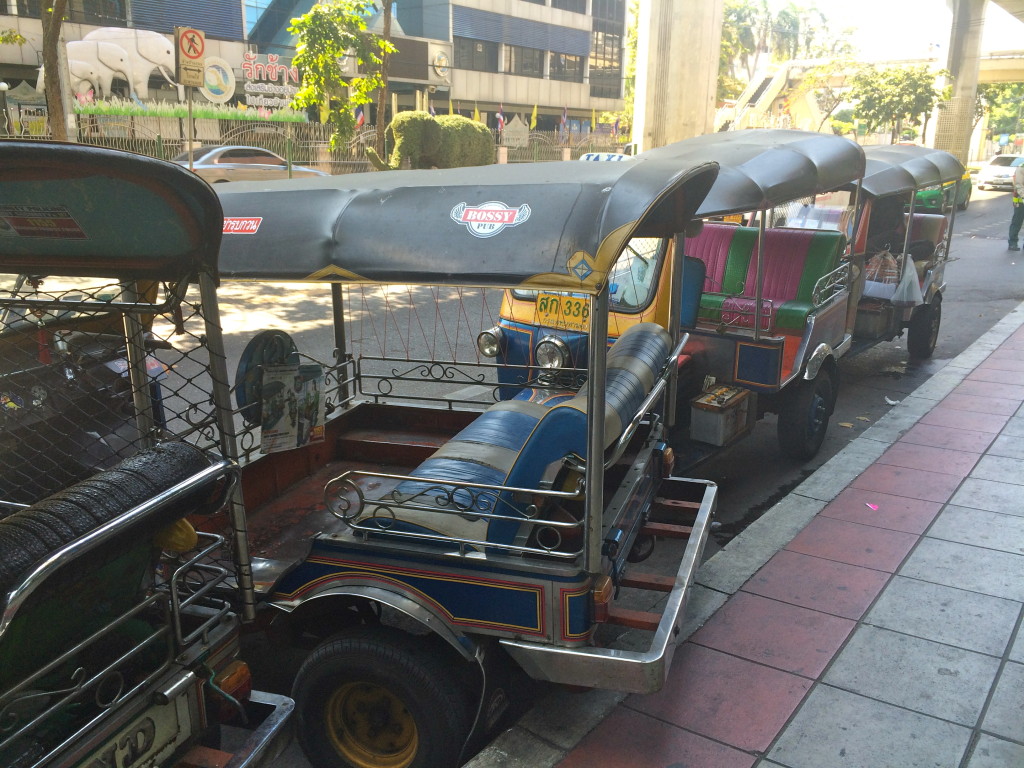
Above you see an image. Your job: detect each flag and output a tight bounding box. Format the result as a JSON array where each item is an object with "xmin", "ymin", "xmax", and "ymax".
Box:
[
  {"xmin": 591, "ymin": 108, "xmax": 596, "ymax": 132},
  {"xmin": 496, "ymin": 103, "xmax": 505, "ymax": 131},
  {"xmin": 473, "ymin": 103, "xmax": 481, "ymax": 123},
  {"xmin": 530, "ymin": 104, "xmax": 537, "ymax": 130},
  {"xmin": 355, "ymin": 105, "xmax": 365, "ymax": 127},
  {"xmin": 448, "ymin": 99, "xmax": 454, "ymax": 115},
  {"xmin": 429, "ymin": 101, "xmax": 436, "ymax": 117},
  {"xmin": 560, "ymin": 106, "xmax": 567, "ymax": 136}
]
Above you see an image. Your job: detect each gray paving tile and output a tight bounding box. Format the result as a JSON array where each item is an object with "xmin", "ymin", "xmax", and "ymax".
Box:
[
  {"xmin": 949, "ymin": 478, "xmax": 1024, "ymax": 518},
  {"xmin": 981, "ymin": 661, "xmax": 1024, "ymax": 743},
  {"xmin": 966, "ymin": 734, "xmax": 1024, "ymax": 768},
  {"xmin": 1001, "ymin": 415, "xmax": 1024, "ymax": 438},
  {"xmin": 794, "ymin": 440, "xmax": 888, "ymax": 502},
  {"xmin": 970, "ymin": 454, "xmax": 1024, "ymax": 485},
  {"xmin": 859, "ymin": 397, "xmax": 936, "ymax": 445},
  {"xmin": 462, "ymin": 726, "xmax": 563, "ymax": 768},
  {"xmin": 823, "ymin": 625, "xmax": 1000, "ymax": 725},
  {"xmin": 696, "ymin": 495, "xmax": 825, "ymax": 595},
  {"xmin": 516, "ymin": 687, "xmax": 624, "ymax": 751},
  {"xmin": 768, "ymin": 684, "xmax": 971, "ymax": 768},
  {"xmin": 1010, "ymin": 629, "xmax": 1024, "ymax": 664},
  {"xmin": 986, "ymin": 434, "xmax": 1024, "ymax": 461},
  {"xmin": 865, "ymin": 576, "xmax": 1020, "ymax": 657},
  {"xmin": 901, "ymin": 538, "xmax": 1024, "ymax": 602},
  {"xmin": 928, "ymin": 505, "xmax": 1024, "ymax": 555}
]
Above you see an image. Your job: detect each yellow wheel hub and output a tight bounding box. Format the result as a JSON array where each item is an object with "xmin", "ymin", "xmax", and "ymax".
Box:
[{"xmin": 325, "ymin": 681, "xmax": 418, "ymax": 768}]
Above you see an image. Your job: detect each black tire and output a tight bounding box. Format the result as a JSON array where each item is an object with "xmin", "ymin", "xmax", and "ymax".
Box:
[
  {"xmin": 777, "ymin": 371, "xmax": 835, "ymax": 461},
  {"xmin": 293, "ymin": 627, "xmax": 473, "ymax": 768},
  {"xmin": 957, "ymin": 193, "xmax": 970, "ymax": 211},
  {"xmin": 908, "ymin": 298, "xmax": 941, "ymax": 358}
]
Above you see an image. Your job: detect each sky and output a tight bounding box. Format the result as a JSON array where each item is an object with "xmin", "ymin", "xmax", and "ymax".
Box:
[{"xmin": 810, "ymin": 0, "xmax": 1022, "ymax": 61}]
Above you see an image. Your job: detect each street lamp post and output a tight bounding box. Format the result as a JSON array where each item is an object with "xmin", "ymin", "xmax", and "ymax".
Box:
[{"xmin": 0, "ymin": 82, "xmax": 10, "ymax": 136}]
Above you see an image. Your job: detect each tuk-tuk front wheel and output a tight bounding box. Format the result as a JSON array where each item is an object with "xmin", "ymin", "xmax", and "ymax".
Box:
[
  {"xmin": 293, "ymin": 627, "xmax": 473, "ymax": 768},
  {"xmin": 777, "ymin": 372, "xmax": 835, "ymax": 461},
  {"xmin": 907, "ymin": 298, "xmax": 941, "ymax": 359}
]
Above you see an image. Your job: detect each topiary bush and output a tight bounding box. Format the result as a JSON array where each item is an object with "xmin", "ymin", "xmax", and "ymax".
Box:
[{"xmin": 368, "ymin": 111, "xmax": 494, "ymax": 170}]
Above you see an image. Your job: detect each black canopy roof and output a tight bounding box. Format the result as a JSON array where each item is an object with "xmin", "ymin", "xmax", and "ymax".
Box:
[
  {"xmin": 216, "ymin": 151, "xmax": 719, "ymax": 292},
  {"xmin": 649, "ymin": 129, "xmax": 868, "ymax": 217},
  {"xmin": 860, "ymin": 144, "xmax": 966, "ymax": 199},
  {"xmin": 0, "ymin": 141, "xmax": 223, "ymax": 280}
]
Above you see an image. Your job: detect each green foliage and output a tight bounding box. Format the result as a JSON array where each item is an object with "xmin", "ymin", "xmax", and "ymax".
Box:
[
  {"xmin": 73, "ymin": 98, "xmax": 308, "ymax": 122},
  {"xmin": 850, "ymin": 65, "xmax": 943, "ymax": 141},
  {"xmin": 719, "ymin": 1, "xmax": 851, "ymax": 99},
  {"xmin": 792, "ymin": 58, "xmax": 854, "ymax": 130},
  {"xmin": 288, "ymin": 0, "xmax": 395, "ymax": 148},
  {"xmin": 368, "ymin": 111, "xmax": 493, "ymax": 170},
  {"xmin": 978, "ymin": 82, "xmax": 1024, "ymax": 136},
  {"xmin": 1, "ymin": 28, "xmax": 27, "ymax": 46}
]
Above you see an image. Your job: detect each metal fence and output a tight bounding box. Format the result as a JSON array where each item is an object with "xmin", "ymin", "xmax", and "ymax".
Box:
[{"xmin": 2, "ymin": 113, "xmax": 624, "ymax": 172}]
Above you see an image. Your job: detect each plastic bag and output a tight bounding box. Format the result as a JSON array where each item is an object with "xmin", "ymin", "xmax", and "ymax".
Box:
[
  {"xmin": 891, "ymin": 255, "xmax": 924, "ymax": 306},
  {"xmin": 862, "ymin": 251, "xmax": 900, "ymax": 300}
]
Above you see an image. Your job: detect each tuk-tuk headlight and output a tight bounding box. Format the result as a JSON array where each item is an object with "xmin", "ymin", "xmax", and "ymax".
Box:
[
  {"xmin": 477, "ymin": 326, "xmax": 504, "ymax": 358},
  {"xmin": 535, "ymin": 336, "xmax": 569, "ymax": 369}
]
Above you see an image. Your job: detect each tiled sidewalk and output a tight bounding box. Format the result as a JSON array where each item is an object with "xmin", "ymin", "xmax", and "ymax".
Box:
[{"xmin": 467, "ymin": 305, "xmax": 1024, "ymax": 768}]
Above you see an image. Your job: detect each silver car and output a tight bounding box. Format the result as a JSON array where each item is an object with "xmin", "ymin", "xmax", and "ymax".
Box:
[
  {"xmin": 172, "ymin": 145, "xmax": 330, "ymax": 183},
  {"xmin": 975, "ymin": 154, "xmax": 1024, "ymax": 191}
]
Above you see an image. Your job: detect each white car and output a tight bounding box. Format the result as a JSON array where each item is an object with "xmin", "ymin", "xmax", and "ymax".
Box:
[
  {"xmin": 172, "ymin": 146, "xmax": 330, "ymax": 183},
  {"xmin": 975, "ymin": 154, "xmax": 1024, "ymax": 191}
]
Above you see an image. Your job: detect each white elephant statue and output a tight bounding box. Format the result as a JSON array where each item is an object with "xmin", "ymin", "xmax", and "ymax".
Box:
[
  {"xmin": 83, "ymin": 28, "xmax": 182, "ymax": 101},
  {"xmin": 66, "ymin": 59, "xmax": 100, "ymax": 97},
  {"xmin": 36, "ymin": 40, "xmax": 133, "ymax": 100}
]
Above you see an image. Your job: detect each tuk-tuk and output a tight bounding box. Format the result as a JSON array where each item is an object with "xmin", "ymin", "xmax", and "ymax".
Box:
[
  {"xmin": 0, "ymin": 143, "xmax": 293, "ymax": 768},
  {"xmin": 2, "ymin": 141, "xmax": 722, "ymax": 768},
  {"xmin": 848, "ymin": 144, "xmax": 965, "ymax": 358},
  {"xmin": 489, "ymin": 130, "xmax": 866, "ymax": 463}
]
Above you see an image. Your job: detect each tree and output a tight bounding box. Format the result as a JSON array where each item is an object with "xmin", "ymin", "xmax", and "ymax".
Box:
[
  {"xmin": 850, "ymin": 65, "xmax": 944, "ymax": 143},
  {"xmin": 1, "ymin": 29, "xmax": 27, "ymax": 46},
  {"xmin": 719, "ymin": 1, "xmax": 851, "ymax": 100},
  {"xmin": 373, "ymin": 2, "xmax": 392, "ymax": 160},
  {"xmin": 41, "ymin": 0, "xmax": 69, "ymax": 141},
  {"xmin": 977, "ymin": 82, "xmax": 1024, "ymax": 136},
  {"xmin": 289, "ymin": 0, "xmax": 395, "ymax": 147},
  {"xmin": 792, "ymin": 58, "xmax": 854, "ymax": 131}
]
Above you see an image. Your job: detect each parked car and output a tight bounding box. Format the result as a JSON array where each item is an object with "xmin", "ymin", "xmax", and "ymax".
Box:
[
  {"xmin": 917, "ymin": 170, "xmax": 972, "ymax": 211},
  {"xmin": 975, "ymin": 154, "xmax": 1024, "ymax": 191},
  {"xmin": 172, "ymin": 145, "xmax": 329, "ymax": 183}
]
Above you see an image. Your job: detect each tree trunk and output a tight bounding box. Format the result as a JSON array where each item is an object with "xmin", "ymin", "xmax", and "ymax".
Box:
[
  {"xmin": 41, "ymin": 0, "xmax": 68, "ymax": 141},
  {"xmin": 373, "ymin": 2, "xmax": 392, "ymax": 159}
]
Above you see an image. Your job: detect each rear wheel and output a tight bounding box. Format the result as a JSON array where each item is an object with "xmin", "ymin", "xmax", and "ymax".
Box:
[
  {"xmin": 777, "ymin": 371, "xmax": 835, "ymax": 461},
  {"xmin": 908, "ymin": 298, "xmax": 941, "ymax": 358},
  {"xmin": 293, "ymin": 627, "xmax": 473, "ymax": 768}
]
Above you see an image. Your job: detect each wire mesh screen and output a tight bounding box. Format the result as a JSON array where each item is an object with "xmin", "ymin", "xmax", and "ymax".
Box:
[
  {"xmin": 0, "ymin": 274, "xmax": 224, "ymax": 508},
  {"xmin": 345, "ymin": 283, "xmax": 508, "ymax": 406}
]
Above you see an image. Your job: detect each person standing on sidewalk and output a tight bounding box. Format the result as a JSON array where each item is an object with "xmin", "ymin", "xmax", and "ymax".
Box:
[{"xmin": 1009, "ymin": 161, "xmax": 1024, "ymax": 250}]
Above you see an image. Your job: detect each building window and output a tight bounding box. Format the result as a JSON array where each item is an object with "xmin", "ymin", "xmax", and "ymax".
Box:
[
  {"xmin": 454, "ymin": 36, "xmax": 500, "ymax": 73},
  {"xmin": 504, "ymin": 45, "xmax": 544, "ymax": 79},
  {"xmin": 521, "ymin": 0, "xmax": 546, "ymax": 5},
  {"xmin": 591, "ymin": 0, "xmax": 625, "ymax": 22},
  {"xmin": 17, "ymin": 0, "xmax": 126, "ymax": 24},
  {"xmin": 589, "ymin": 20, "xmax": 622, "ymax": 98},
  {"xmin": 551, "ymin": 0, "xmax": 586, "ymax": 12},
  {"xmin": 549, "ymin": 52, "xmax": 583, "ymax": 83}
]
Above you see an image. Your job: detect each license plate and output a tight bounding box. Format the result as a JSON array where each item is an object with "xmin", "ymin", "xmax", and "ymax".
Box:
[
  {"xmin": 78, "ymin": 694, "xmax": 191, "ymax": 768},
  {"xmin": 536, "ymin": 293, "xmax": 590, "ymax": 332}
]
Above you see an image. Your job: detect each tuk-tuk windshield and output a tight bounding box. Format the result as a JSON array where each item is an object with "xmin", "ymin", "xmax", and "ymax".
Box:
[{"xmin": 511, "ymin": 237, "xmax": 665, "ymax": 312}]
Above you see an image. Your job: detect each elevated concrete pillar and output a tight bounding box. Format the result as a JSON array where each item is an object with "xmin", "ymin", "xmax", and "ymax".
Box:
[
  {"xmin": 935, "ymin": 0, "xmax": 986, "ymax": 162},
  {"xmin": 633, "ymin": 0, "xmax": 724, "ymax": 152}
]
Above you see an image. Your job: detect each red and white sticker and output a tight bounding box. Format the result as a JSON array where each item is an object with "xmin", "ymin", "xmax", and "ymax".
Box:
[
  {"xmin": 223, "ymin": 216, "xmax": 263, "ymax": 234},
  {"xmin": 0, "ymin": 205, "xmax": 86, "ymax": 239},
  {"xmin": 450, "ymin": 201, "xmax": 531, "ymax": 238}
]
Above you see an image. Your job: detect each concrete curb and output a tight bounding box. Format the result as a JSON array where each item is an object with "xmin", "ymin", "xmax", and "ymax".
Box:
[{"xmin": 463, "ymin": 300, "xmax": 1024, "ymax": 768}]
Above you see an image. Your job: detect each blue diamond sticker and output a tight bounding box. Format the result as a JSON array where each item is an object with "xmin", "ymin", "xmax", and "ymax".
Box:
[{"xmin": 571, "ymin": 258, "xmax": 593, "ymax": 281}]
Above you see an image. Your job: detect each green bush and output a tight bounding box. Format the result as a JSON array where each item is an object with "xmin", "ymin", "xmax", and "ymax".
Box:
[{"xmin": 369, "ymin": 111, "xmax": 494, "ymax": 170}]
